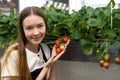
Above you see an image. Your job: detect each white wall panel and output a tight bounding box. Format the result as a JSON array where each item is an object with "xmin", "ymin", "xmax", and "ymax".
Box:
[{"xmin": 19, "ymin": 0, "xmax": 46, "ymax": 12}]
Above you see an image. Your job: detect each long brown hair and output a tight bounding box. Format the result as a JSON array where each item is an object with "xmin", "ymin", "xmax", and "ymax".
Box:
[{"xmin": 1, "ymin": 6, "xmax": 47, "ymax": 80}]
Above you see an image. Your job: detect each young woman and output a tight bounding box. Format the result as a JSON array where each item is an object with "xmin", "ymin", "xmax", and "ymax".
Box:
[{"xmin": 0, "ymin": 6, "xmax": 70, "ymax": 80}]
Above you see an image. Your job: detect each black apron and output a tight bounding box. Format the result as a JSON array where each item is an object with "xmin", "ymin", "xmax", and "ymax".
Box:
[{"xmin": 31, "ymin": 44, "xmax": 48, "ymax": 80}]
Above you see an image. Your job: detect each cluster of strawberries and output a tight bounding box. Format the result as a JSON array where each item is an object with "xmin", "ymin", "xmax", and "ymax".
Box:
[
  {"xmin": 99, "ymin": 54, "xmax": 120, "ymax": 69},
  {"xmin": 99, "ymin": 54, "xmax": 110, "ymax": 69},
  {"xmin": 55, "ymin": 36, "xmax": 69, "ymax": 54}
]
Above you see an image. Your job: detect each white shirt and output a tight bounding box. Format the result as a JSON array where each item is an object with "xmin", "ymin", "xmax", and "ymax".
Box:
[
  {"xmin": 1, "ymin": 43, "xmax": 51, "ymax": 77},
  {"xmin": 26, "ymin": 43, "xmax": 51, "ymax": 72}
]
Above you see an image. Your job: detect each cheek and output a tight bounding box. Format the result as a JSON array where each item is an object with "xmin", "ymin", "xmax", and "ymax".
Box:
[
  {"xmin": 43, "ymin": 29, "xmax": 46, "ymax": 34},
  {"xmin": 23, "ymin": 29, "xmax": 31, "ymax": 38},
  {"xmin": 41, "ymin": 27, "xmax": 46, "ymax": 34}
]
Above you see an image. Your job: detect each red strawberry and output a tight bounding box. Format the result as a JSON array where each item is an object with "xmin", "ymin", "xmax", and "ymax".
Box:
[
  {"xmin": 103, "ymin": 62, "xmax": 109, "ymax": 69},
  {"xmin": 114, "ymin": 57, "xmax": 120, "ymax": 65},
  {"xmin": 104, "ymin": 54, "xmax": 110, "ymax": 62},
  {"xmin": 56, "ymin": 48, "xmax": 61, "ymax": 54},
  {"xmin": 62, "ymin": 36, "xmax": 68, "ymax": 43},
  {"xmin": 99, "ymin": 60, "xmax": 104, "ymax": 67},
  {"xmin": 55, "ymin": 40, "xmax": 60, "ymax": 46}
]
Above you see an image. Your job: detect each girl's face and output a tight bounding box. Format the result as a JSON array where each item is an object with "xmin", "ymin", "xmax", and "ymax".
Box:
[{"xmin": 23, "ymin": 15, "xmax": 46, "ymax": 46}]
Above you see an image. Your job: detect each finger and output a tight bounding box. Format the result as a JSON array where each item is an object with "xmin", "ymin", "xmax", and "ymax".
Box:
[
  {"xmin": 53, "ymin": 49, "xmax": 66, "ymax": 61},
  {"xmin": 45, "ymin": 56, "xmax": 55, "ymax": 67},
  {"xmin": 64, "ymin": 39, "xmax": 70, "ymax": 47}
]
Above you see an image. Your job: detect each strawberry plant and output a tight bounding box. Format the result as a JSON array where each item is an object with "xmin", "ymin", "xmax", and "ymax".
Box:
[{"xmin": 0, "ymin": 10, "xmax": 18, "ymax": 48}]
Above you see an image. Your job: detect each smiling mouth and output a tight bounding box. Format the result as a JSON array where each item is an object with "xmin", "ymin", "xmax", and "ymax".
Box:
[{"xmin": 33, "ymin": 37, "xmax": 40, "ymax": 41}]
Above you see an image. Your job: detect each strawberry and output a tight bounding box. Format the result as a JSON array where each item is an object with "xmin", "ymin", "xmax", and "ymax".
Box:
[
  {"xmin": 104, "ymin": 54, "xmax": 110, "ymax": 62},
  {"xmin": 55, "ymin": 40, "xmax": 60, "ymax": 46},
  {"xmin": 62, "ymin": 36, "xmax": 68, "ymax": 43},
  {"xmin": 103, "ymin": 62, "xmax": 109, "ymax": 69},
  {"xmin": 114, "ymin": 57, "xmax": 120, "ymax": 65},
  {"xmin": 99, "ymin": 60, "xmax": 104, "ymax": 67},
  {"xmin": 56, "ymin": 47, "xmax": 61, "ymax": 54}
]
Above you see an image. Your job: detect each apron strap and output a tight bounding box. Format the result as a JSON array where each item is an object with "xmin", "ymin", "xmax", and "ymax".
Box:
[{"xmin": 39, "ymin": 44, "xmax": 48, "ymax": 62}]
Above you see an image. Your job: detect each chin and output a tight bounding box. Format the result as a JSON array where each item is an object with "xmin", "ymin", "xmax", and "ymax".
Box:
[{"xmin": 32, "ymin": 40, "xmax": 42, "ymax": 45}]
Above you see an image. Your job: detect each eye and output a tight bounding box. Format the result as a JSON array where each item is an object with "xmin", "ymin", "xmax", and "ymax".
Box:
[
  {"xmin": 37, "ymin": 23, "xmax": 44, "ymax": 28},
  {"xmin": 38, "ymin": 24, "xmax": 43, "ymax": 27},
  {"xmin": 26, "ymin": 26, "xmax": 33, "ymax": 30}
]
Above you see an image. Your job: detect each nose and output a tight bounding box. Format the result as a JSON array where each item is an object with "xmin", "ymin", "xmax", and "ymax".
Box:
[{"xmin": 33, "ymin": 28, "xmax": 39, "ymax": 36}]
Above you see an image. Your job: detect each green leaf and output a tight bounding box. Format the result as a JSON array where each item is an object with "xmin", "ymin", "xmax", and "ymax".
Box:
[
  {"xmin": 82, "ymin": 44, "xmax": 93, "ymax": 55},
  {"xmin": 0, "ymin": 30, "xmax": 8, "ymax": 34},
  {"xmin": 114, "ymin": 13, "xmax": 120, "ymax": 20},
  {"xmin": 0, "ymin": 16, "xmax": 10, "ymax": 23},
  {"xmin": 70, "ymin": 31, "xmax": 81, "ymax": 40},
  {"xmin": 104, "ymin": 29, "xmax": 117, "ymax": 38},
  {"xmin": 80, "ymin": 39, "xmax": 94, "ymax": 55},
  {"xmin": 87, "ymin": 18, "xmax": 98, "ymax": 26},
  {"xmin": 85, "ymin": 6, "xmax": 94, "ymax": 18},
  {"xmin": 103, "ymin": 8, "xmax": 111, "ymax": 17},
  {"xmin": 108, "ymin": 42, "xmax": 120, "ymax": 49}
]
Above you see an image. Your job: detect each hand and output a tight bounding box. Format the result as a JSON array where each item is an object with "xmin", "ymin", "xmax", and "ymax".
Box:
[
  {"xmin": 45, "ymin": 39, "xmax": 70, "ymax": 68},
  {"xmin": 52, "ymin": 39, "xmax": 70, "ymax": 57}
]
